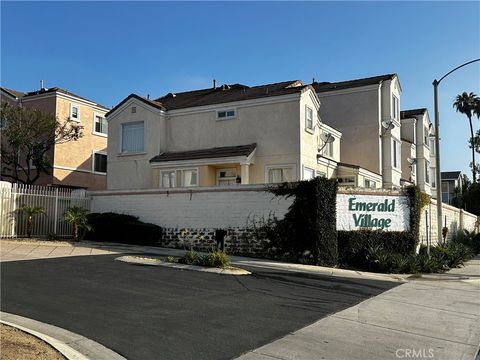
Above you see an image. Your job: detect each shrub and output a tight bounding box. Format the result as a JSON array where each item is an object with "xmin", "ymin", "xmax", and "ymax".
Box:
[
  {"xmin": 452, "ymin": 230, "xmax": 480, "ymax": 254},
  {"xmin": 178, "ymin": 250, "xmax": 230, "ymax": 269},
  {"xmin": 86, "ymin": 212, "xmax": 162, "ymax": 246}
]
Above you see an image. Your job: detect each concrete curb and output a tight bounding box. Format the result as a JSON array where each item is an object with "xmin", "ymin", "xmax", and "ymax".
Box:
[
  {"xmin": 0, "ymin": 312, "xmax": 126, "ymax": 360},
  {"xmin": 115, "ymin": 255, "xmax": 252, "ymax": 275}
]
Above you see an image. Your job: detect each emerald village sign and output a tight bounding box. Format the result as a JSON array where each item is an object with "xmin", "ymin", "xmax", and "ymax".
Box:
[{"xmin": 336, "ymin": 193, "xmax": 410, "ymax": 232}]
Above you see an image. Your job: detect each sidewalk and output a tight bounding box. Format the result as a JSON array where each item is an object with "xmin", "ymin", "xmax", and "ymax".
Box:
[
  {"xmin": 236, "ymin": 256, "xmax": 480, "ymax": 360},
  {"xmin": 0, "ymin": 239, "xmax": 407, "ymax": 283}
]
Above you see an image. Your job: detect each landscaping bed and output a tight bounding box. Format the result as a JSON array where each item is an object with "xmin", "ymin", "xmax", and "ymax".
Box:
[{"xmin": 0, "ymin": 323, "xmax": 65, "ymax": 360}]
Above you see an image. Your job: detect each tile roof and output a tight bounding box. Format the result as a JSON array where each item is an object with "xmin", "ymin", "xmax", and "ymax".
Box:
[
  {"xmin": 312, "ymin": 74, "xmax": 397, "ymax": 93},
  {"xmin": 150, "ymin": 143, "xmax": 257, "ymax": 163},
  {"xmin": 441, "ymin": 171, "xmax": 462, "ymax": 180},
  {"xmin": 1, "ymin": 87, "xmax": 26, "ymax": 99},
  {"xmin": 401, "ymin": 108, "xmax": 427, "ymax": 119},
  {"xmin": 154, "ymin": 80, "xmax": 307, "ymax": 110},
  {"xmin": 1, "ymin": 86, "xmax": 108, "ymax": 110},
  {"xmin": 105, "ymin": 94, "xmax": 166, "ymax": 117}
]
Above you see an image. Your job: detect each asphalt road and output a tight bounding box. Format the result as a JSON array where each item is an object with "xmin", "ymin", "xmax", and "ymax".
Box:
[{"xmin": 1, "ymin": 254, "xmax": 398, "ymax": 360}]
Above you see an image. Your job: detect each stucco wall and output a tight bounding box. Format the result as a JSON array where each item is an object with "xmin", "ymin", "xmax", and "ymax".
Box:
[{"xmin": 317, "ymin": 87, "xmax": 381, "ymax": 174}]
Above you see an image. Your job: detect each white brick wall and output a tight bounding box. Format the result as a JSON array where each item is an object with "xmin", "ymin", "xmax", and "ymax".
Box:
[
  {"xmin": 419, "ymin": 199, "xmax": 479, "ymax": 246},
  {"xmin": 90, "ymin": 185, "xmax": 292, "ymax": 229}
]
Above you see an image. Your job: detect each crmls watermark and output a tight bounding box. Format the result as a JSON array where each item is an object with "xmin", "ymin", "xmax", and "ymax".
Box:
[{"xmin": 395, "ymin": 348, "xmax": 435, "ymax": 358}]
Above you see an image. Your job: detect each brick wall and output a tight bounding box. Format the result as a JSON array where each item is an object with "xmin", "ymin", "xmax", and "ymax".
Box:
[{"xmin": 419, "ymin": 199, "xmax": 479, "ymax": 246}]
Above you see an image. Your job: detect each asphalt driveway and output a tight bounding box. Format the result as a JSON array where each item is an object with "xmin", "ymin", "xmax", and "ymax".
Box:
[{"xmin": 1, "ymin": 254, "xmax": 398, "ymax": 360}]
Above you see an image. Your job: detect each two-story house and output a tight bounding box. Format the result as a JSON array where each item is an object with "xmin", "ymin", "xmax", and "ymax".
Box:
[
  {"xmin": 0, "ymin": 85, "xmax": 108, "ymax": 189},
  {"xmin": 441, "ymin": 171, "xmax": 463, "ymax": 205},
  {"xmin": 313, "ymin": 74, "xmax": 402, "ymax": 189},
  {"xmin": 400, "ymin": 108, "xmax": 433, "ymax": 195},
  {"xmin": 105, "ymin": 80, "xmax": 345, "ymax": 190}
]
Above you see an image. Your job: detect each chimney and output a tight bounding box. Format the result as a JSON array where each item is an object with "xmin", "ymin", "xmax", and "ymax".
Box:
[
  {"xmin": 40, "ymin": 80, "xmax": 44, "ymax": 90},
  {"xmin": 213, "ymin": 79, "xmax": 216, "ymax": 89}
]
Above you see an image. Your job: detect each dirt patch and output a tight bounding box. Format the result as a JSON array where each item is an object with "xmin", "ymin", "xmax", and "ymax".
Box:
[{"xmin": 0, "ymin": 323, "xmax": 65, "ymax": 360}]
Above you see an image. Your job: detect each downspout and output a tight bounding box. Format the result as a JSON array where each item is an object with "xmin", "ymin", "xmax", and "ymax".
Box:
[{"xmin": 378, "ymin": 81, "xmax": 383, "ymax": 183}]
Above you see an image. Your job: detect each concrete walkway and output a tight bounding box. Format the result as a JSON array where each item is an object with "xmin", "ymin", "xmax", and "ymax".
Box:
[{"xmin": 236, "ymin": 256, "xmax": 480, "ymax": 360}]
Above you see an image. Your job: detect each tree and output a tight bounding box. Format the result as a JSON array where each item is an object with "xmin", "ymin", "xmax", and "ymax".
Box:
[
  {"xmin": 0, "ymin": 102, "xmax": 83, "ymax": 184},
  {"xmin": 64, "ymin": 206, "xmax": 91, "ymax": 241},
  {"xmin": 16, "ymin": 204, "xmax": 45, "ymax": 238},
  {"xmin": 453, "ymin": 92, "xmax": 480, "ymax": 182}
]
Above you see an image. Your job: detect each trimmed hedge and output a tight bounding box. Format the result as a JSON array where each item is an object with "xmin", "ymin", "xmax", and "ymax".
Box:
[{"xmin": 86, "ymin": 212, "xmax": 162, "ymax": 246}]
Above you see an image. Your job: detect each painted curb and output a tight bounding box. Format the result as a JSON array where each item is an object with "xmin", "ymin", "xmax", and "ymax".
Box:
[
  {"xmin": 115, "ymin": 255, "xmax": 251, "ymax": 275},
  {"xmin": 0, "ymin": 312, "xmax": 126, "ymax": 360}
]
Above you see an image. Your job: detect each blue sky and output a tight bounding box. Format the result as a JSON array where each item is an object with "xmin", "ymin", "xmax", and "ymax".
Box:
[{"xmin": 1, "ymin": 1, "xmax": 479, "ymax": 178}]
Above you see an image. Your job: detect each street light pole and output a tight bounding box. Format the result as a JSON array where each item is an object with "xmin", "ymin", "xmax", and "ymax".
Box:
[{"xmin": 432, "ymin": 58, "xmax": 480, "ymax": 245}]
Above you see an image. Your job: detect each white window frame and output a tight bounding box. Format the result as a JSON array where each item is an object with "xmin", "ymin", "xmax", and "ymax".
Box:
[
  {"xmin": 93, "ymin": 113, "xmax": 108, "ymax": 137},
  {"xmin": 429, "ymin": 138, "xmax": 435, "ymax": 155},
  {"xmin": 430, "ymin": 166, "xmax": 436, "ymax": 188},
  {"xmin": 302, "ymin": 166, "xmax": 315, "ymax": 180},
  {"xmin": 338, "ymin": 177, "xmax": 356, "ymax": 186},
  {"xmin": 217, "ymin": 109, "xmax": 236, "ymax": 120},
  {"xmin": 160, "ymin": 168, "xmax": 199, "ymax": 188},
  {"xmin": 160, "ymin": 170, "xmax": 177, "ymax": 188},
  {"xmin": 364, "ymin": 179, "xmax": 376, "ymax": 189},
  {"xmin": 92, "ymin": 151, "xmax": 107, "ymax": 174},
  {"xmin": 392, "ymin": 139, "xmax": 400, "ymax": 169},
  {"xmin": 392, "ymin": 95, "xmax": 399, "ymax": 120},
  {"xmin": 425, "ymin": 160, "xmax": 430, "ymax": 184},
  {"xmin": 424, "ymin": 126, "xmax": 429, "ymax": 146},
  {"xmin": 305, "ymin": 105, "xmax": 314, "ymax": 131},
  {"xmin": 70, "ymin": 103, "xmax": 81, "ymax": 122},
  {"xmin": 265, "ymin": 164, "xmax": 296, "ymax": 183},
  {"xmin": 120, "ymin": 121, "xmax": 145, "ymax": 153},
  {"xmin": 316, "ymin": 170, "xmax": 326, "ymax": 178},
  {"xmin": 216, "ymin": 168, "xmax": 237, "ymax": 186}
]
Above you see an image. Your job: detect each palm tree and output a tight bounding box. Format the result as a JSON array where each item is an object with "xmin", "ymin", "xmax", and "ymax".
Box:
[
  {"xmin": 16, "ymin": 204, "xmax": 45, "ymax": 238},
  {"xmin": 453, "ymin": 92, "xmax": 480, "ymax": 182},
  {"xmin": 64, "ymin": 206, "xmax": 91, "ymax": 241}
]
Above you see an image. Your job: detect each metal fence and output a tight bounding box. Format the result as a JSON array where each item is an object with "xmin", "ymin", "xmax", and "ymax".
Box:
[{"xmin": 0, "ymin": 182, "xmax": 91, "ymax": 239}]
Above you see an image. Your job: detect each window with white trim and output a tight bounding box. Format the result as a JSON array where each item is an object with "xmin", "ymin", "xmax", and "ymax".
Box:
[
  {"xmin": 94, "ymin": 115, "xmax": 108, "ymax": 135},
  {"xmin": 364, "ymin": 179, "xmax": 376, "ymax": 189},
  {"xmin": 70, "ymin": 104, "xmax": 80, "ymax": 121},
  {"xmin": 429, "ymin": 138, "xmax": 435, "ymax": 155},
  {"xmin": 425, "ymin": 160, "xmax": 430, "ymax": 184},
  {"xmin": 161, "ymin": 170, "xmax": 176, "ymax": 188},
  {"xmin": 267, "ymin": 166, "xmax": 293, "ymax": 183},
  {"xmin": 305, "ymin": 106, "xmax": 313, "ymax": 130},
  {"xmin": 424, "ymin": 126, "xmax": 429, "ymax": 145},
  {"xmin": 182, "ymin": 169, "xmax": 198, "ymax": 187},
  {"xmin": 303, "ymin": 166, "xmax": 315, "ymax": 180},
  {"xmin": 338, "ymin": 177, "xmax": 356, "ymax": 186},
  {"xmin": 430, "ymin": 167, "xmax": 436, "ymax": 188},
  {"xmin": 121, "ymin": 121, "xmax": 144, "ymax": 153},
  {"xmin": 392, "ymin": 95, "xmax": 399, "ymax": 120},
  {"xmin": 217, "ymin": 109, "xmax": 235, "ymax": 120},
  {"xmin": 217, "ymin": 168, "xmax": 237, "ymax": 186},
  {"xmin": 316, "ymin": 171, "xmax": 326, "ymax": 178},
  {"xmin": 392, "ymin": 139, "xmax": 400, "ymax": 168},
  {"xmin": 93, "ymin": 152, "xmax": 107, "ymax": 173}
]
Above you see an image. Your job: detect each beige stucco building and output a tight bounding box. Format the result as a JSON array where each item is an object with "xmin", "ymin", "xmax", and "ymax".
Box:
[
  {"xmin": 400, "ymin": 108, "xmax": 433, "ymax": 195},
  {"xmin": 1, "ymin": 85, "xmax": 108, "ymax": 190},
  {"xmin": 106, "ymin": 81, "xmax": 346, "ymax": 190},
  {"xmin": 313, "ymin": 74, "xmax": 404, "ymax": 190}
]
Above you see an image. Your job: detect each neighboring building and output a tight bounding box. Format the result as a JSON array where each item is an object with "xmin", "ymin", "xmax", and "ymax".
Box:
[
  {"xmin": 441, "ymin": 171, "xmax": 462, "ymax": 205},
  {"xmin": 105, "ymin": 80, "xmax": 344, "ymax": 190},
  {"xmin": 400, "ymin": 108, "xmax": 433, "ymax": 195},
  {"xmin": 0, "ymin": 85, "xmax": 108, "ymax": 190},
  {"xmin": 313, "ymin": 74, "xmax": 403, "ymax": 189}
]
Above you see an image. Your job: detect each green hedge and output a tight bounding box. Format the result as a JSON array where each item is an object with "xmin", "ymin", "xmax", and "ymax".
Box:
[
  {"xmin": 86, "ymin": 212, "xmax": 163, "ymax": 246},
  {"xmin": 268, "ymin": 177, "xmax": 338, "ymax": 266}
]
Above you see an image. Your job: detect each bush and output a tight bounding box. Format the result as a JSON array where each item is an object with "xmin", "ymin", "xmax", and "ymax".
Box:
[
  {"xmin": 178, "ymin": 250, "xmax": 230, "ymax": 269},
  {"xmin": 267, "ymin": 178, "xmax": 338, "ymax": 266},
  {"xmin": 338, "ymin": 230, "xmax": 415, "ymax": 269},
  {"xmin": 452, "ymin": 230, "xmax": 480, "ymax": 254},
  {"xmin": 86, "ymin": 212, "xmax": 162, "ymax": 246}
]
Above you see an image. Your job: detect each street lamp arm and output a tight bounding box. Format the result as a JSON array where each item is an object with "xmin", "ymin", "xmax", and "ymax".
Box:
[{"xmin": 435, "ymin": 58, "xmax": 480, "ymax": 85}]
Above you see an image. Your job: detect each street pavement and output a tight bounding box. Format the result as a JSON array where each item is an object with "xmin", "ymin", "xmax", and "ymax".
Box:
[{"xmin": 0, "ymin": 241, "xmax": 397, "ymax": 360}]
